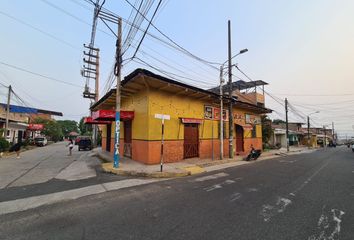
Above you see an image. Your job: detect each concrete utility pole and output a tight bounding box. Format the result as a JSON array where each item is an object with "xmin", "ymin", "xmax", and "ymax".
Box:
[
  {"xmin": 285, "ymin": 98, "xmax": 289, "ymax": 152},
  {"xmin": 219, "ymin": 66, "xmax": 224, "ymax": 160},
  {"xmin": 228, "ymin": 20, "xmax": 234, "ymax": 159},
  {"xmin": 4, "ymin": 85, "xmax": 11, "ymax": 139},
  {"xmin": 113, "ymin": 18, "xmax": 122, "ymax": 168}
]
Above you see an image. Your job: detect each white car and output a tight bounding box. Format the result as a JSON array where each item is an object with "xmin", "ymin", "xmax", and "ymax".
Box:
[{"xmin": 34, "ymin": 137, "xmax": 48, "ymax": 147}]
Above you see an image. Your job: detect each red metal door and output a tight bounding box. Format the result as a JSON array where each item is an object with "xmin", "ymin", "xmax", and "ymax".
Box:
[
  {"xmin": 124, "ymin": 120, "xmax": 132, "ymax": 158},
  {"xmin": 235, "ymin": 124, "xmax": 244, "ymax": 152},
  {"xmin": 184, "ymin": 123, "xmax": 199, "ymax": 159}
]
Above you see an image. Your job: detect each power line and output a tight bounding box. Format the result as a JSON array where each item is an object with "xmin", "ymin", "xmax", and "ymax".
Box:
[
  {"xmin": 0, "ymin": 10, "xmax": 80, "ymax": 51},
  {"xmin": 131, "ymin": 0, "xmax": 162, "ymax": 59},
  {"xmin": 0, "ymin": 61, "xmax": 83, "ymax": 88}
]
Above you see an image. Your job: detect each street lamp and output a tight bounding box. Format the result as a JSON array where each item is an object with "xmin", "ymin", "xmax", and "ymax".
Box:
[
  {"xmin": 307, "ymin": 111, "xmax": 319, "ymax": 148},
  {"xmin": 219, "ymin": 48, "xmax": 248, "ymax": 159}
]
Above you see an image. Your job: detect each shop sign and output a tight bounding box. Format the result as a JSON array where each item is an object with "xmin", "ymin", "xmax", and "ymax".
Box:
[
  {"xmin": 245, "ymin": 114, "xmax": 261, "ymax": 124},
  {"xmin": 28, "ymin": 123, "xmax": 44, "ymax": 130},
  {"xmin": 204, "ymin": 105, "xmax": 228, "ymax": 121},
  {"xmin": 181, "ymin": 118, "xmax": 203, "ymax": 124}
]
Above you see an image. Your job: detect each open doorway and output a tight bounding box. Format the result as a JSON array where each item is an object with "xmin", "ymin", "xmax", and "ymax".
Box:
[{"xmin": 235, "ymin": 124, "xmax": 244, "ymax": 152}]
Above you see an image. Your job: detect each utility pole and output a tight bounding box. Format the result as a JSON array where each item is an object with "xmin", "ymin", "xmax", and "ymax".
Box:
[
  {"xmin": 228, "ymin": 20, "xmax": 234, "ymax": 159},
  {"xmin": 113, "ymin": 17, "xmax": 122, "ymax": 168},
  {"xmin": 285, "ymin": 98, "xmax": 289, "ymax": 152},
  {"xmin": 332, "ymin": 122, "xmax": 335, "ymax": 143},
  {"xmin": 324, "ymin": 125, "xmax": 327, "ymax": 148},
  {"xmin": 4, "ymin": 85, "xmax": 11, "ymax": 140},
  {"xmin": 219, "ymin": 66, "xmax": 224, "ymax": 160},
  {"xmin": 307, "ymin": 116, "xmax": 310, "ymax": 148}
]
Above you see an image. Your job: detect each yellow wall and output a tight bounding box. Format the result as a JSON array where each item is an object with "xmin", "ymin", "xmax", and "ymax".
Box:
[
  {"xmin": 147, "ymin": 89, "xmax": 262, "ymax": 141},
  {"xmin": 148, "ymin": 89, "xmax": 219, "ymax": 140}
]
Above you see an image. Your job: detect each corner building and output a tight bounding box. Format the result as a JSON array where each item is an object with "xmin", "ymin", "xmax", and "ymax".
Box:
[{"xmin": 88, "ymin": 69, "xmax": 271, "ymax": 165}]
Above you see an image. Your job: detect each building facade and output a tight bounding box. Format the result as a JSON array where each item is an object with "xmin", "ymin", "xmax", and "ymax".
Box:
[{"xmin": 89, "ymin": 69, "xmax": 271, "ymax": 164}]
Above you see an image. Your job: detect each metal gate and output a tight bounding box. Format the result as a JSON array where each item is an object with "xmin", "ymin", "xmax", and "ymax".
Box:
[{"xmin": 184, "ymin": 123, "xmax": 199, "ymax": 159}]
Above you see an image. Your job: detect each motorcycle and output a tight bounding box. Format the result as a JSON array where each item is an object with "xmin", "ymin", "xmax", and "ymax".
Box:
[{"xmin": 245, "ymin": 148, "xmax": 262, "ymax": 161}]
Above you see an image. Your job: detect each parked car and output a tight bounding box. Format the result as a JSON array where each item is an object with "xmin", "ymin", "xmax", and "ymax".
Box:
[
  {"xmin": 34, "ymin": 136, "xmax": 48, "ymax": 147},
  {"xmin": 78, "ymin": 138, "xmax": 92, "ymax": 151},
  {"xmin": 75, "ymin": 136, "xmax": 91, "ymax": 145}
]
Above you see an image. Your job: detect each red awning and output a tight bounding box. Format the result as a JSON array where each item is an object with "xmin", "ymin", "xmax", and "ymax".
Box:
[
  {"xmin": 28, "ymin": 123, "xmax": 44, "ymax": 131},
  {"xmin": 181, "ymin": 118, "xmax": 203, "ymax": 124},
  {"xmin": 84, "ymin": 117, "xmax": 111, "ymax": 125},
  {"xmin": 92, "ymin": 110, "xmax": 134, "ymax": 121}
]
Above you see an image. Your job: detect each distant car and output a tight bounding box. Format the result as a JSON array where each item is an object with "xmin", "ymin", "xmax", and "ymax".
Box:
[
  {"xmin": 352, "ymin": 144, "xmax": 354, "ymax": 152},
  {"xmin": 34, "ymin": 137, "xmax": 48, "ymax": 147},
  {"xmin": 78, "ymin": 138, "xmax": 92, "ymax": 151}
]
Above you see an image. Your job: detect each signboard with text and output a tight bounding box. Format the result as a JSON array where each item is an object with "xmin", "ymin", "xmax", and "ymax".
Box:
[{"xmin": 204, "ymin": 105, "xmax": 228, "ymax": 121}]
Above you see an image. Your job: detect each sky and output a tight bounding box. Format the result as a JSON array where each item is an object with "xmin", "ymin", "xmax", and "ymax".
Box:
[{"xmin": 1, "ymin": 0, "xmax": 354, "ymax": 138}]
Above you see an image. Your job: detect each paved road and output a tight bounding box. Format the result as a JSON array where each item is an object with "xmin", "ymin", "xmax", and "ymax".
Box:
[
  {"xmin": 0, "ymin": 141, "xmax": 88, "ymax": 189},
  {"xmin": 1, "ymin": 147, "xmax": 353, "ymax": 240},
  {"xmin": 0, "ymin": 141, "xmax": 127, "ymax": 202}
]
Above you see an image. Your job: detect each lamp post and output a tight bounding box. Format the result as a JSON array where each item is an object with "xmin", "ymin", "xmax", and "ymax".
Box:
[
  {"xmin": 219, "ymin": 48, "xmax": 248, "ymax": 159},
  {"xmin": 307, "ymin": 111, "xmax": 319, "ymax": 148}
]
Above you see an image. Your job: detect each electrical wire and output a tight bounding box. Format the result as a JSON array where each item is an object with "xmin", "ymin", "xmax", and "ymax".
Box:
[{"xmin": 0, "ymin": 61, "xmax": 83, "ymax": 88}]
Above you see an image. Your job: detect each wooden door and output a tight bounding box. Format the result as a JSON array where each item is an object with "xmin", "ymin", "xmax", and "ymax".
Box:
[
  {"xmin": 184, "ymin": 123, "xmax": 199, "ymax": 159},
  {"xmin": 235, "ymin": 124, "xmax": 244, "ymax": 152},
  {"xmin": 124, "ymin": 120, "xmax": 132, "ymax": 158}
]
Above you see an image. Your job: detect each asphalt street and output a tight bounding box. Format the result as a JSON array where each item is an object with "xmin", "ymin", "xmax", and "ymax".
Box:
[
  {"xmin": 0, "ymin": 146, "xmax": 353, "ymax": 240},
  {"xmin": 0, "ymin": 141, "xmax": 126, "ymax": 202}
]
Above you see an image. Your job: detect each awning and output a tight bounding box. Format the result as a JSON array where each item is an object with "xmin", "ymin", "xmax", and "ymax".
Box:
[
  {"xmin": 84, "ymin": 117, "xmax": 111, "ymax": 125},
  {"xmin": 180, "ymin": 118, "xmax": 203, "ymax": 124},
  {"xmin": 28, "ymin": 124, "xmax": 44, "ymax": 131},
  {"xmin": 92, "ymin": 110, "xmax": 134, "ymax": 121}
]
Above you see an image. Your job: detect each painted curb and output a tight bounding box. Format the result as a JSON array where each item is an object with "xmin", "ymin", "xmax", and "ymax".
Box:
[{"xmin": 101, "ymin": 163, "xmax": 190, "ymax": 178}]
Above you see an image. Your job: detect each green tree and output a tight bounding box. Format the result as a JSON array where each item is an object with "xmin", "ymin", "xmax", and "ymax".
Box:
[
  {"xmin": 57, "ymin": 120, "xmax": 78, "ymax": 137},
  {"xmin": 261, "ymin": 115, "xmax": 273, "ymax": 144},
  {"xmin": 272, "ymin": 119, "xmax": 286, "ymax": 124},
  {"xmin": 32, "ymin": 118, "xmax": 63, "ymax": 142},
  {"xmin": 78, "ymin": 117, "xmax": 92, "ymax": 136}
]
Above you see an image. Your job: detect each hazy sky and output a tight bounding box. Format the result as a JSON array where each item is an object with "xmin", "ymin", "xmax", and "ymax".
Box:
[{"xmin": 1, "ymin": 0, "xmax": 354, "ymax": 138}]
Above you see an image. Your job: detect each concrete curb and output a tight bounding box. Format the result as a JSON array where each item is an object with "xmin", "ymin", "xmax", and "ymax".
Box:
[
  {"xmin": 99, "ymin": 148, "xmax": 318, "ymax": 178},
  {"xmin": 101, "ymin": 163, "xmax": 191, "ymax": 178}
]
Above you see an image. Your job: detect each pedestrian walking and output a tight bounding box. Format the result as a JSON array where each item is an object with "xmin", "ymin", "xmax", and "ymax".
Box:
[
  {"xmin": 9, "ymin": 142, "xmax": 22, "ymax": 159},
  {"xmin": 67, "ymin": 139, "xmax": 74, "ymax": 156}
]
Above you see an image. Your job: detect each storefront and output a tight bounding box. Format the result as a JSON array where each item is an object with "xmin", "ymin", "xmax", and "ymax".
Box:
[{"xmin": 89, "ymin": 68, "xmax": 271, "ymax": 164}]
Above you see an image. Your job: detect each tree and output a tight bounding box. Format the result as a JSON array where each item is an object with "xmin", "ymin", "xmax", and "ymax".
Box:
[
  {"xmin": 261, "ymin": 115, "xmax": 273, "ymax": 145},
  {"xmin": 272, "ymin": 119, "xmax": 286, "ymax": 124},
  {"xmin": 78, "ymin": 117, "xmax": 92, "ymax": 136},
  {"xmin": 57, "ymin": 120, "xmax": 78, "ymax": 137},
  {"xmin": 32, "ymin": 118, "xmax": 63, "ymax": 142}
]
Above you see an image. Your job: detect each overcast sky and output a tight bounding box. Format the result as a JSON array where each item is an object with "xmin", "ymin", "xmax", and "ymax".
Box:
[{"xmin": 1, "ymin": 0, "xmax": 354, "ymax": 138}]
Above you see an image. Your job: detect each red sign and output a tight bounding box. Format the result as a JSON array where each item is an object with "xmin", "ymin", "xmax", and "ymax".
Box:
[
  {"xmin": 214, "ymin": 108, "xmax": 220, "ymax": 120},
  {"xmin": 28, "ymin": 124, "xmax": 44, "ymax": 131},
  {"xmin": 84, "ymin": 117, "xmax": 111, "ymax": 125},
  {"xmin": 181, "ymin": 118, "xmax": 203, "ymax": 124},
  {"xmin": 92, "ymin": 110, "xmax": 134, "ymax": 121}
]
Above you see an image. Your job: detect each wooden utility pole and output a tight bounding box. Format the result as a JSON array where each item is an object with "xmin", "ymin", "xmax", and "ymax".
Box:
[
  {"xmin": 307, "ymin": 116, "xmax": 310, "ymax": 148},
  {"xmin": 285, "ymin": 98, "xmax": 289, "ymax": 152},
  {"xmin": 219, "ymin": 66, "xmax": 224, "ymax": 160},
  {"xmin": 228, "ymin": 20, "xmax": 234, "ymax": 159},
  {"xmin": 4, "ymin": 85, "xmax": 11, "ymax": 139},
  {"xmin": 113, "ymin": 17, "xmax": 122, "ymax": 168}
]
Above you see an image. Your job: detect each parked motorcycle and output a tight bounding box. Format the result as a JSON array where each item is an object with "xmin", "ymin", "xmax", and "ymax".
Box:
[{"xmin": 245, "ymin": 148, "xmax": 262, "ymax": 161}]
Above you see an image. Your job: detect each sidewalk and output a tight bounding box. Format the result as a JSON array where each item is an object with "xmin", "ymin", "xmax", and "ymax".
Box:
[{"xmin": 95, "ymin": 146, "xmax": 317, "ymax": 178}]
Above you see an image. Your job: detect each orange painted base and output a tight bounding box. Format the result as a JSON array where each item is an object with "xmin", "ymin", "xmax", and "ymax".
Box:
[{"xmin": 102, "ymin": 137, "xmax": 262, "ymax": 164}]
